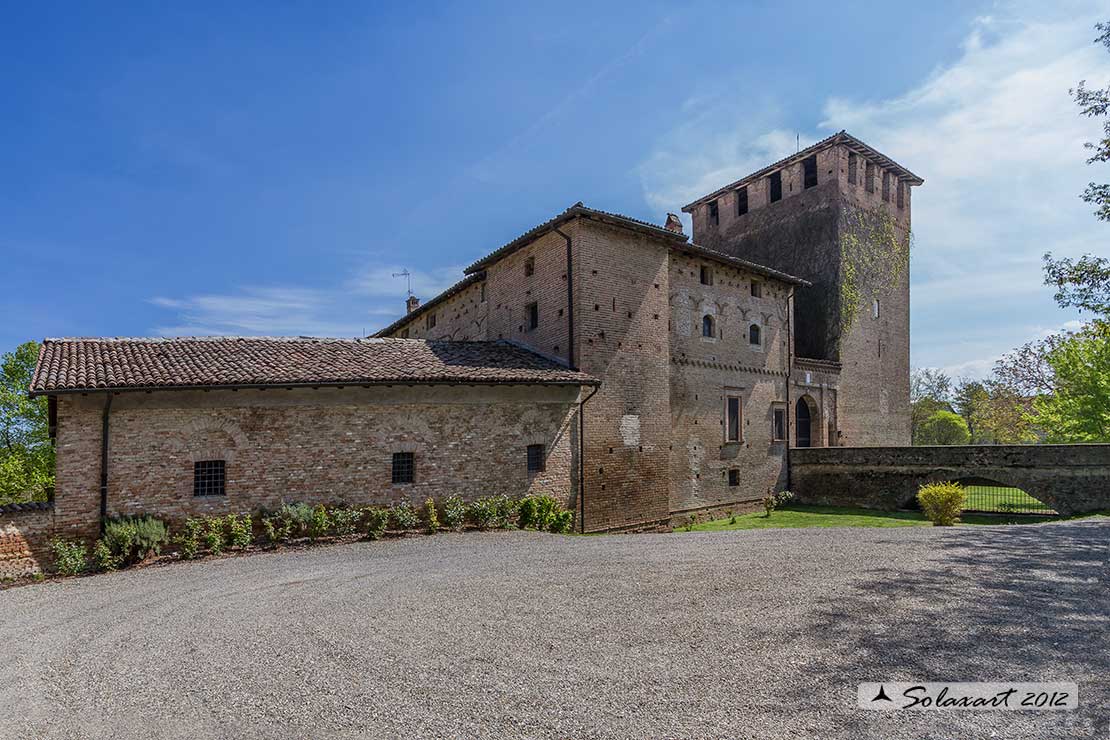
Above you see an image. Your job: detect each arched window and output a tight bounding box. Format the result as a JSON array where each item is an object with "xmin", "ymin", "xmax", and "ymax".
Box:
[
  {"xmin": 702, "ymin": 315, "xmax": 715, "ymax": 338},
  {"xmin": 749, "ymin": 323, "xmax": 761, "ymax": 346}
]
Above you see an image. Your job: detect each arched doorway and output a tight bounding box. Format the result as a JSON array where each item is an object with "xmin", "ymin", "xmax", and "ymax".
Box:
[{"xmin": 796, "ymin": 397, "xmax": 812, "ymax": 447}]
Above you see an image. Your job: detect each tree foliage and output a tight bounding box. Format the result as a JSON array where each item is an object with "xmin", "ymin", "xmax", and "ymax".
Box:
[
  {"xmin": 1031, "ymin": 323, "xmax": 1110, "ymax": 442},
  {"xmin": 916, "ymin": 410, "xmax": 971, "ymax": 446},
  {"xmin": 1071, "ymin": 21, "xmax": 1110, "ymax": 221},
  {"xmin": 1043, "ymin": 252, "xmax": 1110, "ymax": 318},
  {"xmin": 0, "ymin": 341, "xmax": 53, "ymax": 503}
]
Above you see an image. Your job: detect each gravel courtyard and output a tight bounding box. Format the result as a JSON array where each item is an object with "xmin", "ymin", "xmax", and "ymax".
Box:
[{"xmin": 0, "ymin": 521, "xmax": 1106, "ymax": 739}]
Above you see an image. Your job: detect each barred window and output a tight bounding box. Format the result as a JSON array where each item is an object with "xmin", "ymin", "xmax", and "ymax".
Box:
[
  {"xmin": 527, "ymin": 444, "xmax": 545, "ymax": 473},
  {"xmin": 193, "ymin": 460, "xmax": 226, "ymax": 497},
  {"xmin": 392, "ymin": 452, "xmax": 415, "ymax": 484}
]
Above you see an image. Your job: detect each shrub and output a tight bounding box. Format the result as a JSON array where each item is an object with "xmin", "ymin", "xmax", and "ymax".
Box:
[
  {"xmin": 496, "ymin": 496, "xmax": 519, "ymax": 529},
  {"xmin": 102, "ymin": 515, "xmax": 168, "ymax": 565},
  {"xmin": 917, "ymin": 481, "xmax": 965, "ymax": 526},
  {"xmin": 226, "ymin": 513, "xmax": 253, "ymax": 550},
  {"xmin": 519, "ymin": 495, "xmax": 561, "ymax": 531},
  {"xmin": 329, "ymin": 507, "xmax": 363, "ymax": 537},
  {"xmin": 467, "ymin": 496, "xmax": 502, "ymax": 530},
  {"xmin": 762, "ymin": 489, "xmax": 794, "ymax": 517},
  {"xmin": 423, "ymin": 498, "xmax": 439, "ymax": 534},
  {"xmin": 261, "ymin": 514, "xmax": 293, "ymax": 546},
  {"xmin": 390, "ymin": 501, "xmax": 419, "ymax": 531},
  {"xmin": 176, "ymin": 517, "xmax": 205, "ymax": 559},
  {"xmin": 50, "ymin": 539, "xmax": 88, "ymax": 576},
  {"xmin": 364, "ymin": 507, "xmax": 390, "ymax": 540},
  {"xmin": 204, "ymin": 516, "xmax": 225, "ymax": 555},
  {"xmin": 308, "ymin": 504, "xmax": 331, "ymax": 541},
  {"xmin": 279, "ymin": 502, "xmax": 315, "ymax": 538},
  {"xmin": 441, "ymin": 495, "xmax": 466, "ymax": 530},
  {"xmin": 92, "ymin": 539, "xmax": 118, "ymax": 571},
  {"xmin": 550, "ymin": 509, "xmax": 575, "ymax": 534}
]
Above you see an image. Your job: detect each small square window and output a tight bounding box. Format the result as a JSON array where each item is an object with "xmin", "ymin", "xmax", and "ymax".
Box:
[
  {"xmin": 426, "ymin": 313, "xmax": 437, "ymax": 330},
  {"xmin": 751, "ymin": 281, "xmax": 762, "ymax": 298},
  {"xmin": 708, "ymin": 200, "xmax": 719, "ymax": 226},
  {"xmin": 391, "ymin": 452, "xmax": 414, "ymax": 484},
  {"xmin": 524, "ymin": 256, "xmax": 535, "ymax": 277},
  {"xmin": 699, "ymin": 266, "xmax": 713, "ymax": 286},
  {"xmin": 527, "ymin": 444, "xmax": 545, "ymax": 473},
  {"xmin": 527, "ymin": 302, "xmax": 539, "ymax": 330},
  {"xmin": 773, "ymin": 407, "xmax": 786, "ymax": 441},
  {"xmin": 728, "ymin": 469, "xmax": 740, "ymax": 487},
  {"xmin": 193, "ymin": 460, "xmax": 226, "ymax": 497}
]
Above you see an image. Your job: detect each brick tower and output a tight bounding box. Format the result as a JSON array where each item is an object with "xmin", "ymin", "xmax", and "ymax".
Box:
[{"xmin": 682, "ymin": 131, "xmax": 923, "ymax": 446}]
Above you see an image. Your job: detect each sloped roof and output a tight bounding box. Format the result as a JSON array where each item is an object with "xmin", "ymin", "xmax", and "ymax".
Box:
[
  {"xmin": 29, "ymin": 336, "xmax": 597, "ymax": 396},
  {"xmin": 682, "ymin": 130, "xmax": 925, "ymax": 211}
]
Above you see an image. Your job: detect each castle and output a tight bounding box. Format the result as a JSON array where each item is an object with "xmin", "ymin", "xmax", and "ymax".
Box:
[
  {"xmin": 18, "ymin": 131, "xmax": 920, "ymax": 562},
  {"xmin": 374, "ymin": 131, "xmax": 920, "ymax": 529}
]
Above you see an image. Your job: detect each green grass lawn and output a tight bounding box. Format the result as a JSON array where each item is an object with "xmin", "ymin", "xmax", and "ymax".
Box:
[
  {"xmin": 962, "ymin": 485, "xmax": 1055, "ymax": 513},
  {"xmin": 679, "ymin": 504, "xmax": 1107, "ymax": 532}
]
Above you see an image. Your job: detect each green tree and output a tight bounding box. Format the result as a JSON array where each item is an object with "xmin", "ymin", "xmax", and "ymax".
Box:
[
  {"xmin": 0, "ymin": 341, "xmax": 53, "ymax": 503},
  {"xmin": 1031, "ymin": 324, "xmax": 1110, "ymax": 442},
  {"xmin": 952, "ymin": 378, "xmax": 992, "ymax": 443},
  {"xmin": 911, "ymin": 368, "xmax": 953, "ymax": 445},
  {"xmin": 1043, "ymin": 253, "xmax": 1110, "ymax": 318},
  {"xmin": 1071, "ymin": 21, "xmax": 1110, "ymax": 221},
  {"xmin": 916, "ymin": 410, "xmax": 971, "ymax": 446}
]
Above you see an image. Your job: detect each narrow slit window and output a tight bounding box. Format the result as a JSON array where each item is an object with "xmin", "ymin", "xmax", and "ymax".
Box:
[
  {"xmin": 848, "ymin": 152, "xmax": 857, "ymax": 185},
  {"xmin": 769, "ymin": 171, "xmax": 782, "ymax": 202},
  {"xmin": 527, "ymin": 444, "xmax": 545, "ymax": 473},
  {"xmin": 700, "ymin": 266, "xmax": 713, "ymax": 286},
  {"xmin": 882, "ymin": 171, "xmax": 891, "ymax": 202},
  {"xmin": 865, "ymin": 162, "xmax": 875, "ymax": 193},
  {"xmin": 524, "ymin": 256, "xmax": 535, "ymax": 277},
  {"xmin": 193, "ymin": 460, "xmax": 226, "ymax": 497},
  {"xmin": 896, "ymin": 180, "xmax": 905, "ymax": 209},
  {"xmin": 726, "ymin": 396, "xmax": 741, "ymax": 442},
  {"xmin": 773, "ymin": 406, "xmax": 786, "ymax": 442},
  {"xmin": 480, "ymin": 282, "xmax": 487, "ymax": 302},
  {"xmin": 708, "ymin": 200, "xmax": 719, "ymax": 226},
  {"xmin": 736, "ymin": 186, "xmax": 748, "ymax": 216},
  {"xmin": 391, "ymin": 452, "xmax": 415, "ymax": 484},
  {"xmin": 802, "ymin": 155, "xmax": 817, "ymax": 189},
  {"xmin": 527, "ymin": 302, "xmax": 539, "ymax": 330}
]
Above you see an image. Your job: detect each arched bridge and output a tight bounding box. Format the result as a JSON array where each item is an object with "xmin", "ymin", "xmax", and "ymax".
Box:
[{"xmin": 789, "ymin": 445, "xmax": 1110, "ymax": 516}]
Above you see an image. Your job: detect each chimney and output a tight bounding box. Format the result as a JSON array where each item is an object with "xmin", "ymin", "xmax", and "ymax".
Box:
[
  {"xmin": 664, "ymin": 213, "xmax": 684, "ymax": 234},
  {"xmin": 406, "ymin": 295, "xmax": 420, "ymax": 314}
]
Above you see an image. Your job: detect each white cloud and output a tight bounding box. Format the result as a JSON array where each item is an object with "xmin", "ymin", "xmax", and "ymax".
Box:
[
  {"xmin": 639, "ymin": 0, "xmax": 1110, "ymax": 376},
  {"xmin": 149, "ymin": 264, "xmax": 464, "ymax": 338}
]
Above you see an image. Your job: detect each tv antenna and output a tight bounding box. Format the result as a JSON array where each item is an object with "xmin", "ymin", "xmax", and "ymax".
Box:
[{"xmin": 392, "ymin": 268, "xmax": 413, "ymax": 296}]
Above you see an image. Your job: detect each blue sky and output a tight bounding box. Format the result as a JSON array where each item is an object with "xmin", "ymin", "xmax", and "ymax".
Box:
[{"xmin": 2, "ymin": 0, "xmax": 1107, "ymax": 378}]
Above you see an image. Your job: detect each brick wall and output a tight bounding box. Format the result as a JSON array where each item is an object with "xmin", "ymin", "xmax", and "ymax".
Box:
[
  {"xmin": 0, "ymin": 504, "xmax": 54, "ymax": 579},
  {"xmin": 668, "ymin": 252, "xmax": 794, "ymax": 513},
  {"xmin": 53, "ymin": 384, "xmax": 583, "ymax": 539}
]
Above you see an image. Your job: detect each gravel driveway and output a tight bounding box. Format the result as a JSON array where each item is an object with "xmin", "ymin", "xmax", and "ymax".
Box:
[{"xmin": 0, "ymin": 521, "xmax": 1106, "ymax": 739}]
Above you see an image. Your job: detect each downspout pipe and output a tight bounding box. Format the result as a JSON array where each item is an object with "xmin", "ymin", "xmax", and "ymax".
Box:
[
  {"xmin": 785, "ymin": 289, "xmax": 794, "ymax": 491},
  {"xmin": 577, "ymin": 384, "xmax": 600, "ymax": 534},
  {"xmin": 554, "ymin": 227, "xmax": 575, "ymax": 370},
  {"xmin": 99, "ymin": 393, "xmax": 112, "ymax": 533}
]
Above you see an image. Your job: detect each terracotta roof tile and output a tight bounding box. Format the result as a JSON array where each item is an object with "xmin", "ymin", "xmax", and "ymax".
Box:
[{"xmin": 29, "ymin": 337, "xmax": 597, "ymax": 395}]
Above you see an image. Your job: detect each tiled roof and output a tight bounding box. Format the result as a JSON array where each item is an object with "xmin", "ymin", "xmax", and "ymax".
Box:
[
  {"xmin": 681, "ymin": 130, "xmax": 925, "ymax": 211},
  {"xmin": 373, "ymin": 271, "xmax": 485, "ymax": 339},
  {"xmin": 462, "ymin": 202, "xmax": 687, "ymax": 275},
  {"xmin": 29, "ymin": 337, "xmax": 597, "ymax": 395},
  {"xmin": 676, "ymin": 241, "xmax": 810, "ymax": 286}
]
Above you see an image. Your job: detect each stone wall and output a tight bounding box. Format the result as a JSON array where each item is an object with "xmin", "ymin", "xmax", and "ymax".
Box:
[
  {"xmin": 790, "ymin": 445, "xmax": 1110, "ymax": 516},
  {"xmin": 0, "ymin": 503, "xmax": 54, "ymax": 579},
  {"xmin": 53, "ymin": 384, "xmax": 583, "ymax": 541}
]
